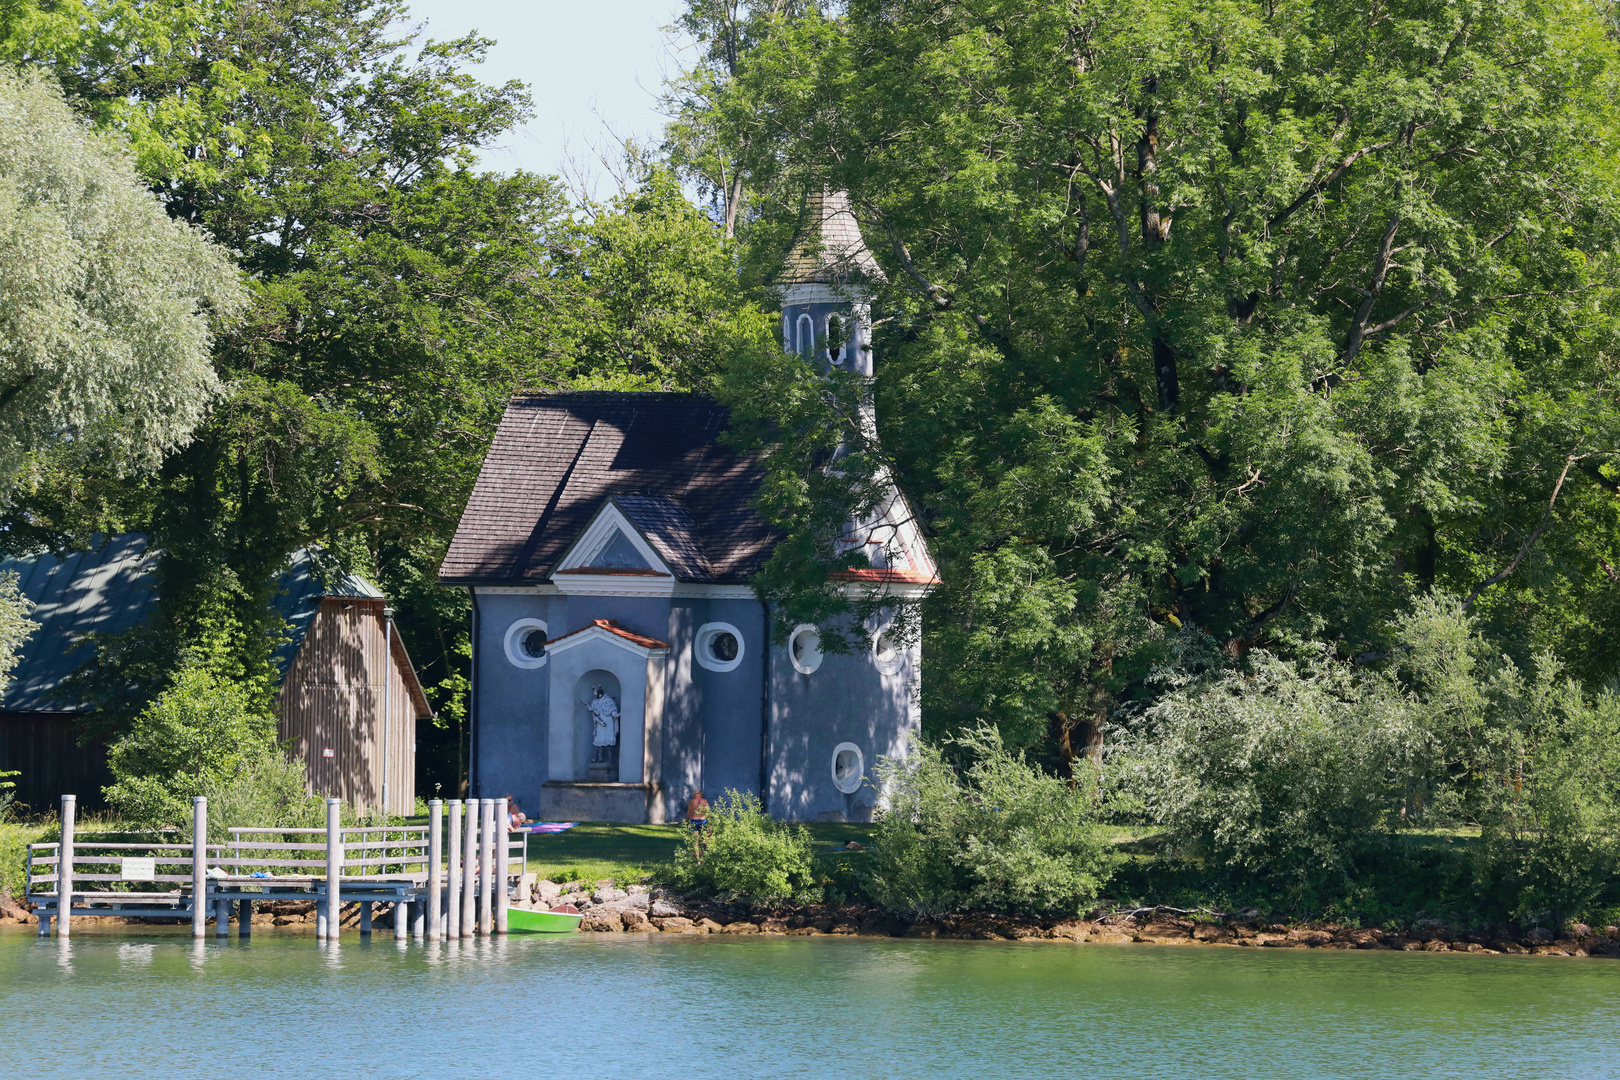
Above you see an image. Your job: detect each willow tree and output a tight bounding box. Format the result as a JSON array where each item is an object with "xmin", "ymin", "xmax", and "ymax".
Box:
[
  {"xmin": 0, "ymin": 67, "xmax": 242, "ymax": 692},
  {"xmin": 0, "ymin": 66, "xmax": 243, "ymax": 494},
  {"xmin": 690, "ymin": 0, "xmax": 1620, "ymax": 766}
]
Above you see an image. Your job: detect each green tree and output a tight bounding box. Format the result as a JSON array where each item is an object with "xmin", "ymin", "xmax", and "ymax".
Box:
[
  {"xmin": 104, "ymin": 664, "xmax": 273, "ymax": 825},
  {"xmin": 660, "ymin": 789, "xmax": 820, "ymax": 902},
  {"xmin": 865, "ymin": 725, "xmax": 1115, "ymax": 916},
  {"xmin": 1108, "ymin": 634, "xmax": 1420, "ymax": 900},
  {"xmin": 5, "ymin": 1, "xmax": 778, "ymax": 776},
  {"xmin": 0, "ymin": 65, "xmax": 243, "ymax": 495},
  {"xmin": 682, "ymin": 0, "xmax": 1620, "ymax": 767}
]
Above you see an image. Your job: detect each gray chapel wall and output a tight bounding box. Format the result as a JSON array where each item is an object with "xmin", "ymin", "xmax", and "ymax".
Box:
[
  {"xmin": 768, "ymin": 621, "xmax": 920, "ymax": 823},
  {"xmin": 690, "ymin": 597, "xmax": 768, "ymax": 817},
  {"xmin": 471, "ymin": 590, "xmax": 563, "ymax": 809},
  {"xmin": 471, "ymin": 587, "xmax": 919, "ymax": 824}
]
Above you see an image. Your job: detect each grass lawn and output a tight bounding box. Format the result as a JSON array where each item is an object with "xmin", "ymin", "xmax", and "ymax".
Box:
[{"xmin": 517, "ymin": 820, "xmax": 878, "ymax": 886}]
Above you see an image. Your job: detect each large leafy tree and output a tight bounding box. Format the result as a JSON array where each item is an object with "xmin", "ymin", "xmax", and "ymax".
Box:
[
  {"xmin": 686, "ymin": 0, "xmax": 1620, "ymax": 768},
  {"xmin": 4, "ymin": 1, "xmax": 772, "ymax": 780},
  {"xmin": 0, "ymin": 64, "xmax": 243, "ymax": 496},
  {"xmin": 0, "ymin": 65, "xmax": 243, "ymax": 697}
]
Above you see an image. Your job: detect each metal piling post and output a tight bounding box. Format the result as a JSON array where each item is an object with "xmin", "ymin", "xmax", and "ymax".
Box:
[
  {"xmin": 427, "ymin": 799, "xmax": 443, "ymax": 941},
  {"xmin": 446, "ymin": 800, "xmax": 462, "ymax": 939},
  {"xmin": 323, "ymin": 797, "xmax": 341, "ymax": 941},
  {"xmin": 191, "ymin": 797, "xmax": 207, "ymax": 939},
  {"xmin": 493, "ymin": 796, "xmax": 509, "ymax": 935},
  {"xmin": 461, "ymin": 798, "xmax": 477, "ymax": 938},
  {"xmin": 58, "ymin": 794, "xmax": 75, "ymax": 939},
  {"xmin": 477, "ymin": 798, "xmax": 494, "ymax": 936}
]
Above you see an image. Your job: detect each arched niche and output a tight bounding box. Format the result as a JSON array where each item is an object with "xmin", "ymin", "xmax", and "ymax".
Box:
[{"xmin": 574, "ymin": 669, "xmax": 622, "ymax": 781}]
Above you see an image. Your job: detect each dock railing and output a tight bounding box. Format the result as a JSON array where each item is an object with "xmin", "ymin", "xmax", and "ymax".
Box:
[
  {"xmin": 28, "ymin": 794, "xmax": 445, "ymax": 941},
  {"xmin": 28, "ymin": 794, "xmax": 533, "ymax": 942}
]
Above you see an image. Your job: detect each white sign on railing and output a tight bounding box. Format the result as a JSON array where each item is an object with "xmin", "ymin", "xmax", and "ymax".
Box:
[{"xmin": 121, "ymin": 857, "xmax": 156, "ymax": 881}]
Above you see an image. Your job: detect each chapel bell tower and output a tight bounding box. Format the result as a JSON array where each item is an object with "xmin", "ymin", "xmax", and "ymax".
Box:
[{"xmin": 779, "ymin": 189, "xmax": 886, "ymax": 381}]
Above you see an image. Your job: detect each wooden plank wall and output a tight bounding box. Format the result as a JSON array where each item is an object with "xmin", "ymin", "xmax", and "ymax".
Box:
[
  {"xmin": 0, "ymin": 713, "xmax": 111, "ymax": 813},
  {"xmin": 277, "ymin": 598, "xmax": 418, "ymax": 815}
]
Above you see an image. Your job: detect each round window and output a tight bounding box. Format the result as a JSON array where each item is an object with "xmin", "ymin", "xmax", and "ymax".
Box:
[
  {"xmin": 502, "ymin": 618, "xmax": 549, "ymax": 669},
  {"xmin": 831, "ymin": 742, "xmax": 864, "ymax": 794},
  {"xmin": 788, "ymin": 623, "xmax": 823, "ymax": 675},
  {"xmin": 520, "ymin": 628, "xmax": 548, "ymax": 659},
  {"xmin": 695, "ymin": 621, "xmax": 745, "ymax": 672},
  {"xmin": 711, "ymin": 631, "xmax": 739, "ymax": 662}
]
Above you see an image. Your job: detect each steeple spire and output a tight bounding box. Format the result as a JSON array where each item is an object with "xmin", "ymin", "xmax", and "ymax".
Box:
[
  {"xmin": 780, "ymin": 189, "xmax": 886, "ymax": 287},
  {"xmin": 778, "ymin": 189, "xmax": 882, "ymax": 382}
]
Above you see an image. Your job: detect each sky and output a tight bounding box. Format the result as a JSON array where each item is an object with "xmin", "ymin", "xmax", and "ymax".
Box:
[{"xmin": 401, "ymin": 0, "xmax": 690, "ymax": 190}]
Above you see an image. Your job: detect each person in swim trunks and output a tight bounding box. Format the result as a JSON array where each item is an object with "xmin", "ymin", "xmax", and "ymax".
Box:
[{"xmin": 685, "ymin": 789, "xmax": 709, "ymax": 831}]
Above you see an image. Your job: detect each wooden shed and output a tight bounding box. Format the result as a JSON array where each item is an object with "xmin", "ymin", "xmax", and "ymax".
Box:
[
  {"xmin": 276, "ymin": 589, "xmax": 429, "ymax": 816},
  {"xmin": 0, "ymin": 537, "xmax": 430, "ymax": 815}
]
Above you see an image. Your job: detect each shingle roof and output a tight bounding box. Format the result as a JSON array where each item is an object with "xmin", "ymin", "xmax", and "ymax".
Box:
[
  {"xmin": 779, "ymin": 189, "xmax": 887, "ymax": 286},
  {"xmin": 438, "ymin": 392, "xmax": 778, "ymax": 586},
  {"xmin": 612, "ymin": 494, "xmax": 713, "ymax": 580},
  {"xmin": 0, "ymin": 536, "xmax": 393, "ymax": 713}
]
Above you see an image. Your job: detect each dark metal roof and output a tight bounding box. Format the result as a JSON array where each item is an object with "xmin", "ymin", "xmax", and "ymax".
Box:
[
  {"xmin": 779, "ymin": 189, "xmax": 886, "ymax": 286},
  {"xmin": 0, "ymin": 536, "xmax": 388, "ymax": 713},
  {"xmin": 438, "ymin": 392, "xmax": 778, "ymax": 585},
  {"xmin": 0, "ymin": 535, "xmax": 155, "ymax": 712},
  {"xmin": 269, "ymin": 548, "xmax": 385, "ymax": 675}
]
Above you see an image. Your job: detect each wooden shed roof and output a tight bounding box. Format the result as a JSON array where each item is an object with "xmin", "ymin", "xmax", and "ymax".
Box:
[{"xmin": 0, "ymin": 536, "xmax": 425, "ymax": 714}]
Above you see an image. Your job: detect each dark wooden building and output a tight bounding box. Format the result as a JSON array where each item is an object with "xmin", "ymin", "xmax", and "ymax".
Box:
[{"xmin": 0, "ymin": 536, "xmax": 429, "ymax": 815}]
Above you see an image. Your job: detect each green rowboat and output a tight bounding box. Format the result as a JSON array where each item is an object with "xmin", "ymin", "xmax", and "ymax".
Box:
[{"xmin": 507, "ymin": 905, "xmax": 584, "ymax": 934}]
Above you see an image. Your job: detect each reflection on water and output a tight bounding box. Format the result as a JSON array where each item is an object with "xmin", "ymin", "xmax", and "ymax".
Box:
[{"xmin": 3, "ymin": 929, "xmax": 1618, "ymax": 1079}]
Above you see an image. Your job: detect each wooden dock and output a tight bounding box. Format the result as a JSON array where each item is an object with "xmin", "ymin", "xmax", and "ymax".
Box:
[{"xmin": 26, "ymin": 796, "xmax": 524, "ymax": 941}]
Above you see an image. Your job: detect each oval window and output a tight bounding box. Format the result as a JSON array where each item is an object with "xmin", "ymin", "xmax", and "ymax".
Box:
[
  {"xmin": 872, "ymin": 627, "xmax": 902, "ymax": 673},
  {"xmin": 832, "ymin": 742, "xmax": 864, "ymax": 794},
  {"xmin": 789, "ymin": 623, "xmax": 823, "ymax": 675},
  {"xmin": 695, "ymin": 621, "xmax": 745, "ymax": 672},
  {"xmin": 711, "ymin": 631, "xmax": 739, "ymax": 662}
]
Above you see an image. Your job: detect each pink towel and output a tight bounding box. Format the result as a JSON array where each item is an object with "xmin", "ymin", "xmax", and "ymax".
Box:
[{"xmin": 524, "ymin": 822, "xmax": 577, "ymax": 834}]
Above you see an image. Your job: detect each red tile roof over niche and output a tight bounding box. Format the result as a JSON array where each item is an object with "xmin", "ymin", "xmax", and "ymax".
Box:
[
  {"xmin": 439, "ymin": 393, "xmax": 779, "ymax": 585},
  {"xmin": 545, "ymin": 619, "xmax": 670, "ymax": 652}
]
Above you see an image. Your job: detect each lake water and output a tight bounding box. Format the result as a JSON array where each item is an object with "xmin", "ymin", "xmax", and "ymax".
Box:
[{"xmin": 2, "ymin": 928, "xmax": 1617, "ymax": 1078}]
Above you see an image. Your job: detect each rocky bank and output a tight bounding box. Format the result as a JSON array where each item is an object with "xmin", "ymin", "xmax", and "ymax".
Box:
[{"xmin": 532, "ymin": 879, "xmax": 1620, "ymax": 957}]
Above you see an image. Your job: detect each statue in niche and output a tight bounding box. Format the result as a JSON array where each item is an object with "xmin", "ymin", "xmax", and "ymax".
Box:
[{"xmin": 585, "ymin": 683, "xmax": 620, "ymax": 762}]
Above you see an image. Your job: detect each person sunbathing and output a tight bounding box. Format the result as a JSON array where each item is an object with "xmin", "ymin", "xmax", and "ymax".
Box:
[{"xmin": 505, "ymin": 797, "xmax": 529, "ymax": 830}]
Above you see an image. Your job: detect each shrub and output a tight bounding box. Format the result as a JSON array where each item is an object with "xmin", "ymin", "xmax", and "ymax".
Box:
[
  {"xmin": 1468, "ymin": 657, "xmax": 1620, "ymax": 926},
  {"xmin": 659, "ymin": 790, "xmax": 819, "ymax": 903},
  {"xmin": 0, "ymin": 821, "xmax": 48, "ymax": 901},
  {"xmin": 104, "ymin": 666, "xmax": 276, "ymax": 826},
  {"xmin": 201, "ymin": 751, "xmax": 328, "ymax": 844},
  {"xmin": 863, "ymin": 725, "xmax": 1115, "ymax": 917},
  {"xmin": 1106, "ymin": 642, "xmax": 1418, "ymax": 900}
]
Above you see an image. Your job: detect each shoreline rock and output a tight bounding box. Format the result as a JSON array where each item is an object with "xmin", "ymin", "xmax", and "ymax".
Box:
[{"xmin": 538, "ymin": 879, "xmax": 1620, "ymax": 958}]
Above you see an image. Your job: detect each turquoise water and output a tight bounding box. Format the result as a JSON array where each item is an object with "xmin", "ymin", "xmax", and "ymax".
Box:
[{"xmin": 2, "ymin": 928, "xmax": 1617, "ymax": 1078}]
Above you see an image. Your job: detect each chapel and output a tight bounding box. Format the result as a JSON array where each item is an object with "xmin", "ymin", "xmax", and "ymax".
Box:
[{"xmin": 438, "ymin": 191, "xmax": 935, "ymax": 823}]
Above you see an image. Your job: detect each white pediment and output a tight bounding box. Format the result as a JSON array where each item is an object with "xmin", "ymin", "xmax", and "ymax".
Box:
[{"xmin": 554, "ymin": 501, "xmax": 671, "ymax": 576}]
